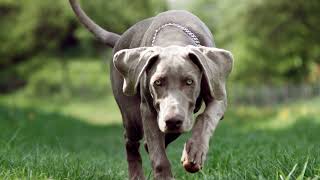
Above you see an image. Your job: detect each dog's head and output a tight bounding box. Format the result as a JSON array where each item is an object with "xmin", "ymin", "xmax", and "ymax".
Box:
[{"xmin": 113, "ymin": 45, "xmax": 233, "ymax": 133}]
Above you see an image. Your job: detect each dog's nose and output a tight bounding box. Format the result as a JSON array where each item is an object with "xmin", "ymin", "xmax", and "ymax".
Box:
[{"xmin": 165, "ymin": 117, "xmax": 183, "ymax": 130}]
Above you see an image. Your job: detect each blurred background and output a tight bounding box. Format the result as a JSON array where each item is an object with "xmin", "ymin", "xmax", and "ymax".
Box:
[
  {"xmin": 0, "ymin": 0, "xmax": 319, "ymax": 178},
  {"xmin": 1, "ymin": 0, "xmax": 319, "ymax": 116}
]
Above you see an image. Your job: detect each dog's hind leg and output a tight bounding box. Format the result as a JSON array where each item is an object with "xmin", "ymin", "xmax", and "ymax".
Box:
[
  {"xmin": 123, "ymin": 114, "xmax": 145, "ymax": 180},
  {"xmin": 125, "ymin": 134, "xmax": 144, "ymax": 180}
]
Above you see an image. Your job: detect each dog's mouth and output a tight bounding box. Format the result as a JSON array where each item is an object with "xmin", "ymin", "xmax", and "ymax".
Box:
[
  {"xmin": 159, "ymin": 119, "xmax": 184, "ymax": 133},
  {"xmin": 160, "ymin": 116, "xmax": 184, "ymax": 133},
  {"xmin": 164, "ymin": 126, "xmax": 183, "ymax": 133}
]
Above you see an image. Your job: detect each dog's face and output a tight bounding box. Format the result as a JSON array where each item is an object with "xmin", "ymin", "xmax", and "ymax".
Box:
[
  {"xmin": 113, "ymin": 45, "xmax": 233, "ymax": 133},
  {"xmin": 147, "ymin": 47, "xmax": 202, "ymax": 133}
]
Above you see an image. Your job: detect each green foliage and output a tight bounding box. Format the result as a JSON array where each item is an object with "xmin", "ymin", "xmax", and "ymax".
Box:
[
  {"xmin": 81, "ymin": 0, "xmax": 167, "ymax": 33},
  {"xmin": 191, "ymin": 0, "xmax": 320, "ymax": 84},
  {"xmin": 0, "ymin": 0, "xmax": 167, "ymax": 90},
  {"xmin": 0, "ymin": 0, "xmax": 73, "ymax": 63},
  {"xmin": 0, "ymin": 0, "xmax": 167, "ymax": 63},
  {"xmin": 1, "ymin": 0, "xmax": 319, "ymax": 93},
  {"xmin": 0, "ymin": 0, "xmax": 77, "ymax": 90},
  {"xmin": 17, "ymin": 56, "xmax": 113, "ymax": 99},
  {"xmin": 241, "ymin": 0, "xmax": 320, "ymax": 83}
]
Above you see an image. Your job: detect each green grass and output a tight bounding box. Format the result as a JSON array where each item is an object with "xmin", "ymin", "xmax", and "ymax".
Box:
[
  {"xmin": 0, "ymin": 58, "xmax": 319, "ymax": 179},
  {"xmin": 0, "ymin": 96, "xmax": 319, "ymax": 179}
]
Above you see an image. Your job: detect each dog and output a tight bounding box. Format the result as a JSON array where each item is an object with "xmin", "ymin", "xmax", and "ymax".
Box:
[{"xmin": 69, "ymin": 0, "xmax": 233, "ymax": 179}]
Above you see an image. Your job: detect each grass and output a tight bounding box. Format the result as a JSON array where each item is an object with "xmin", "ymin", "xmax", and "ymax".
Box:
[{"xmin": 0, "ymin": 59, "xmax": 319, "ymax": 179}]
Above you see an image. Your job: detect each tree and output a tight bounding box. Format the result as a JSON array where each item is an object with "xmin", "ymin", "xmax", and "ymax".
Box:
[
  {"xmin": 191, "ymin": 0, "xmax": 320, "ymax": 84},
  {"xmin": 243, "ymin": 0, "xmax": 320, "ymax": 83},
  {"xmin": 0, "ymin": 0, "xmax": 168, "ymax": 93}
]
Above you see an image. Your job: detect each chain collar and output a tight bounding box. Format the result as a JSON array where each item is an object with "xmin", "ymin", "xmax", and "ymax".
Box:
[{"xmin": 151, "ymin": 23, "xmax": 201, "ymax": 46}]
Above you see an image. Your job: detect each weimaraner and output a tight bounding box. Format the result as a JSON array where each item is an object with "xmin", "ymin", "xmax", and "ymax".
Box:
[{"xmin": 69, "ymin": 0, "xmax": 233, "ymax": 179}]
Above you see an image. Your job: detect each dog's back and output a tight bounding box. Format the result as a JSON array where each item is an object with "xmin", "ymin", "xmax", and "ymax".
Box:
[{"xmin": 114, "ymin": 10, "xmax": 215, "ymax": 52}]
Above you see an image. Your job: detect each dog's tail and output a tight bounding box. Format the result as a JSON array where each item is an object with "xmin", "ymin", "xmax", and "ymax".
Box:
[{"xmin": 69, "ymin": 0, "xmax": 120, "ymax": 48}]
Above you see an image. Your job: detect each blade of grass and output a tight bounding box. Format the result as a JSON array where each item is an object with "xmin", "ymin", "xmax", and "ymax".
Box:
[
  {"xmin": 286, "ymin": 164, "xmax": 298, "ymax": 180},
  {"xmin": 199, "ymin": 169, "xmax": 208, "ymax": 180},
  {"xmin": 297, "ymin": 160, "xmax": 309, "ymax": 180}
]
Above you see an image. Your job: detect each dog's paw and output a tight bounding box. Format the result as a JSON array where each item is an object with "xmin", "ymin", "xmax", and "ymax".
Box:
[{"xmin": 181, "ymin": 138, "xmax": 208, "ymax": 173}]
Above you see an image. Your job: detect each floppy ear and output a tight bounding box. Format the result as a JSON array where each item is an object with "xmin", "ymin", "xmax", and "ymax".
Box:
[
  {"xmin": 187, "ymin": 46, "xmax": 234, "ymax": 101},
  {"xmin": 113, "ymin": 47, "xmax": 160, "ymax": 96}
]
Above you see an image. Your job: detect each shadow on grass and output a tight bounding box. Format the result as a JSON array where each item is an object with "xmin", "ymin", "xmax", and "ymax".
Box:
[
  {"xmin": 0, "ymin": 105, "xmax": 123, "ymax": 152},
  {"xmin": 0, "ymin": 104, "xmax": 319, "ymax": 179},
  {"xmin": 0, "ymin": 104, "xmax": 126, "ymax": 179}
]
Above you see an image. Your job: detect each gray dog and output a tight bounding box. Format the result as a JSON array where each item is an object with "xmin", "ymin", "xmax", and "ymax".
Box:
[{"xmin": 70, "ymin": 0, "xmax": 233, "ymax": 179}]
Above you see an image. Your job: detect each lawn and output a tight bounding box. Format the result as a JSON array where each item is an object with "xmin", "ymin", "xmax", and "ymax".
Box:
[
  {"xmin": 0, "ymin": 59, "xmax": 319, "ymax": 179},
  {"xmin": 0, "ymin": 94, "xmax": 319, "ymax": 179}
]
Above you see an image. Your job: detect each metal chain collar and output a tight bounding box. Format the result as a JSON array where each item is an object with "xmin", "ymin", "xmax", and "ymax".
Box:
[{"xmin": 151, "ymin": 23, "xmax": 201, "ymax": 46}]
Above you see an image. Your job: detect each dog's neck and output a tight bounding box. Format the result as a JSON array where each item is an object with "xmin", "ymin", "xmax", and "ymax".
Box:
[{"xmin": 151, "ymin": 23, "xmax": 201, "ymax": 47}]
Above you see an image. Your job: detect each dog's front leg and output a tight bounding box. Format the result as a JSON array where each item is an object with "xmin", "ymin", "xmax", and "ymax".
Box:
[
  {"xmin": 181, "ymin": 99, "xmax": 226, "ymax": 172},
  {"xmin": 141, "ymin": 102, "xmax": 174, "ymax": 180}
]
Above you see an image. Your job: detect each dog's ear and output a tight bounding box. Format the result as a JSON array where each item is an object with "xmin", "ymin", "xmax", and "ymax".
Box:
[
  {"xmin": 113, "ymin": 47, "xmax": 160, "ymax": 96},
  {"xmin": 187, "ymin": 46, "xmax": 234, "ymax": 101}
]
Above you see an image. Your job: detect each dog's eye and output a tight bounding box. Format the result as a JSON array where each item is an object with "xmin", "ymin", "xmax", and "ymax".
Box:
[
  {"xmin": 154, "ymin": 80, "xmax": 162, "ymax": 86},
  {"xmin": 186, "ymin": 79, "xmax": 193, "ymax": 86}
]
